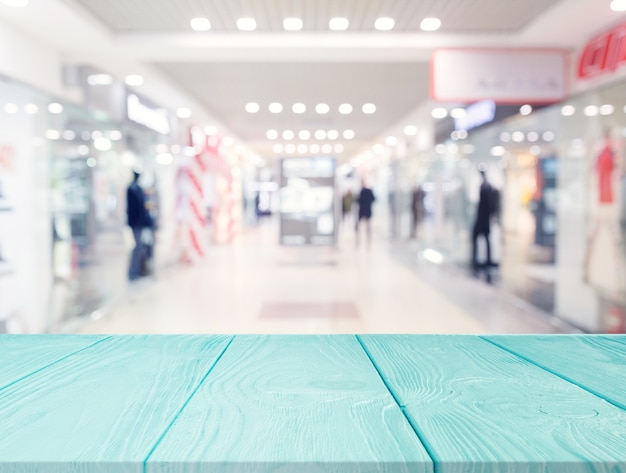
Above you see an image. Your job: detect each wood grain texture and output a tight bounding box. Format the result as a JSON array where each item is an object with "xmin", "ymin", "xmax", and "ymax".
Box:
[
  {"xmin": 359, "ymin": 335, "xmax": 626, "ymax": 473},
  {"xmin": 147, "ymin": 335, "xmax": 433, "ymax": 473},
  {"xmin": 0, "ymin": 335, "xmax": 232, "ymax": 473},
  {"xmin": 483, "ymin": 335, "xmax": 626, "ymax": 409},
  {"xmin": 0, "ymin": 334, "xmax": 109, "ymax": 390},
  {"xmin": 607, "ymin": 335, "xmax": 626, "ymax": 347}
]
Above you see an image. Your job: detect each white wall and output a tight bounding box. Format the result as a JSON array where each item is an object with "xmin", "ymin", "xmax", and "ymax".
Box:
[{"xmin": 0, "ymin": 19, "xmax": 79, "ymax": 102}]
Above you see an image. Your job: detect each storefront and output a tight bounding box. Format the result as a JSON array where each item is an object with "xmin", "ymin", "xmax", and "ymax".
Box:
[
  {"xmin": 0, "ymin": 70, "xmax": 186, "ymax": 333},
  {"xmin": 409, "ymin": 24, "xmax": 626, "ymax": 333}
]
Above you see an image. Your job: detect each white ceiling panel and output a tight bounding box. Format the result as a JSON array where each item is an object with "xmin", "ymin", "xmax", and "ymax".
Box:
[
  {"xmin": 51, "ymin": 0, "xmax": 597, "ymax": 161},
  {"xmin": 73, "ymin": 0, "xmax": 563, "ymax": 33}
]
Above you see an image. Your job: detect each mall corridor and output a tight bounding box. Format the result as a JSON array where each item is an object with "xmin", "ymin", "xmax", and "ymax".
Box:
[{"xmin": 72, "ymin": 218, "xmax": 575, "ymax": 335}]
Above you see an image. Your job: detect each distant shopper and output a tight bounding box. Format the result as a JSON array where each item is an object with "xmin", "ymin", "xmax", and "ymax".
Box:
[
  {"xmin": 471, "ymin": 169, "xmax": 498, "ymax": 272},
  {"xmin": 410, "ymin": 184, "xmax": 426, "ymax": 238},
  {"xmin": 126, "ymin": 171, "xmax": 152, "ymax": 280},
  {"xmin": 341, "ymin": 190, "xmax": 353, "ymax": 221},
  {"xmin": 355, "ymin": 180, "xmax": 376, "ymax": 245}
]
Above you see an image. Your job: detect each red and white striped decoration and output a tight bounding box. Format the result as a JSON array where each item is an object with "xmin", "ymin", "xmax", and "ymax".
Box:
[{"xmin": 176, "ymin": 127, "xmax": 209, "ymax": 264}]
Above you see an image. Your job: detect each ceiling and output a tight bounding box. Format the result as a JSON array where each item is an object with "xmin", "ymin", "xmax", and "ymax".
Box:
[{"xmin": 1, "ymin": 0, "xmax": 623, "ymax": 164}]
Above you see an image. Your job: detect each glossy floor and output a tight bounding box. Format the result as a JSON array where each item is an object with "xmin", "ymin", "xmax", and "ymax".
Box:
[{"xmin": 74, "ymin": 218, "xmax": 578, "ymax": 335}]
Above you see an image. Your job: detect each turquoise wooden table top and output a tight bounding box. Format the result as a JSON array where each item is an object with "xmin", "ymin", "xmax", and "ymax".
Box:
[{"xmin": 0, "ymin": 335, "xmax": 625, "ymax": 473}]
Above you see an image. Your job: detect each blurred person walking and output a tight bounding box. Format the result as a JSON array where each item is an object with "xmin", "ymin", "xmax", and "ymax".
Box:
[
  {"xmin": 471, "ymin": 168, "xmax": 499, "ymax": 274},
  {"xmin": 410, "ymin": 183, "xmax": 426, "ymax": 239},
  {"xmin": 355, "ymin": 180, "xmax": 376, "ymax": 246},
  {"xmin": 126, "ymin": 170, "xmax": 152, "ymax": 281}
]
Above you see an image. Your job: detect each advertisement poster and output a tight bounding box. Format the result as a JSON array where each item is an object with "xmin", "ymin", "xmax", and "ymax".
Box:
[{"xmin": 279, "ymin": 157, "xmax": 336, "ymax": 246}]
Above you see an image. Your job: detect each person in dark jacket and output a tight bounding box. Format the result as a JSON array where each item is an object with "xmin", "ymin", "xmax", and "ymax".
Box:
[
  {"xmin": 355, "ymin": 180, "xmax": 376, "ymax": 246},
  {"xmin": 471, "ymin": 169, "xmax": 498, "ymax": 272},
  {"xmin": 126, "ymin": 171, "xmax": 152, "ymax": 280}
]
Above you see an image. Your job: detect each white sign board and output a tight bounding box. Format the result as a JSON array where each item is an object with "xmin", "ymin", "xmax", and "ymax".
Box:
[{"xmin": 431, "ymin": 49, "xmax": 568, "ymax": 103}]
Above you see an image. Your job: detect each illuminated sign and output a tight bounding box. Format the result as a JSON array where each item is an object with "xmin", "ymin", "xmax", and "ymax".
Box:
[
  {"xmin": 578, "ymin": 20, "xmax": 626, "ymax": 80},
  {"xmin": 454, "ymin": 100, "xmax": 496, "ymax": 132},
  {"xmin": 127, "ymin": 94, "xmax": 170, "ymax": 135},
  {"xmin": 432, "ymin": 49, "xmax": 567, "ymax": 103}
]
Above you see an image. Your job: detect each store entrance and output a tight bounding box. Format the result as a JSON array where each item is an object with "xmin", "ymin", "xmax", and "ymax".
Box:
[{"xmin": 500, "ymin": 150, "xmax": 558, "ymax": 313}]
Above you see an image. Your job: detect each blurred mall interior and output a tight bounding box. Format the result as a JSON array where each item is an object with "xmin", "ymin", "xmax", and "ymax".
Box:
[{"xmin": 1, "ymin": 0, "xmax": 626, "ymax": 335}]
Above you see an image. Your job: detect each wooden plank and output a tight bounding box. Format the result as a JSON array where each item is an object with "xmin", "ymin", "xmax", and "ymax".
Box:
[
  {"xmin": 606, "ymin": 335, "xmax": 626, "ymax": 347},
  {"xmin": 482, "ymin": 335, "xmax": 626, "ymax": 410},
  {"xmin": 0, "ymin": 334, "xmax": 109, "ymax": 390},
  {"xmin": 147, "ymin": 335, "xmax": 433, "ymax": 473},
  {"xmin": 359, "ymin": 335, "xmax": 626, "ymax": 473},
  {"xmin": 0, "ymin": 335, "xmax": 232, "ymax": 473}
]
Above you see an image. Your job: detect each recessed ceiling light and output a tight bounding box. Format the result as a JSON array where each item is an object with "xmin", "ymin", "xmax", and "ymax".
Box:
[
  {"xmin": 611, "ymin": 0, "xmax": 626, "ymax": 11},
  {"xmin": 512, "ymin": 131, "xmax": 525, "ymax": 143},
  {"xmin": 283, "ymin": 17, "xmax": 303, "ymax": 31},
  {"xmin": 94, "ymin": 137, "xmax": 112, "ymax": 151},
  {"xmin": 63, "ymin": 130, "xmax": 76, "ymax": 140},
  {"xmin": 520, "ymin": 104, "xmax": 533, "ymax": 115},
  {"xmin": 125, "ymin": 75, "xmax": 144, "ymax": 86},
  {"xmin": 108, "ymin": 130, "xmax": 123, "ymax": 141},
  {"xmin": 87, "ymin": 74, "xmax": 113, "ymax": 86},
  {"xmin": 282, "ymin": 130, "xmax": 295, "ymax": 140},
  {"xmin": 339, "ymin": 104, "xmax": 353, "ymax": 114},
  {"xmin": 292, "ymin": 103, "xmax": 306, "ymax": 114},
  {"xmin": 600, "ymin": 104, "xmax": 615, "ymax": 115},
  {"xmin": 266, "ymin": 129, "xmax": 278, "ymax": 140},
  {"xmin": 297, "ymin": 144, "xmax": 308, "ymax": 154},
  {"xmin": 45, "ymin": 130, "xmax": 60, "ymax": 140},
  {"xmin": 310, "ymin": 144, "xmax": 321, "ymax": 153},
  {"xmin": 315, "ymin": 130, "xmax": 327, "ymax": 140},
  {"xmin": 584, "ymin": 105, "xmax": 599, "ymax": 116},
  {"xmin": 527, "ymin": 132, "xmax": 539, "ymax": 142},
  {"xmin": 431, "ymin": 107, "xmax": 448, "ymax": 119},
  {"xmin": 273, "ymin": 143, "xmax": 284, "ymax": 153},
  {"xmin": 0, "ymin": 0, "xmax": 29, "ymax": 7},
  {"xmin": 3, "ymin": 103, "xmax": 18, "ymax": 114},
  {"xmin": 322, "ymin": 144, "xmax": 333, "ymax": 154},
  {"xmin": 420, "ymin": 17, "xmax": 441, "ymax": 31},
  {"xmin": 561, "ymin": 105, "xmax": 576, "ymax": 116},
  {"xmin": 327, "ymin": 130, "xmax": 339, "ymax": 140},
  {"xmin": 222, "ymin": 136, "xmax": 234, "ymax": 147},
  {"xmin": 176, "ymin": 107, "xmax": 192, "ymax": 118},
  {"xmin": 362, "ymin": 103, "xmax": 376, "ymax": 114},
  {"xmin": 329, "ymin": 17, "xmax": 349, "ymax": 31},
  {"xmin": 48, "ymin": 103, "xmax": 64, "ymax": 114},
  {"xmin": 285, "ymin": 144, "xmax": 296, "ymax": 154},
  {"xmin": 298, "ymin": 130, "xmax": 311, "ymax": 140},
  {"xmin": 375, "ymin": 17, "xmax": 395, "ymax": 31},
  {"xmin": 385, "ymin": 136, "xmax": 398, "ymax": 146},
  {"xmin": 24, "ymin": 104, "xmax": 38, "ymax": 114},
  {"xmin": 315, "ymin": 103, "xmax": 330, "ymax": 114},
  {"xmin": 450, "ymin": 108, "xmax": 465, "ymax": 119},
  {"xmin": 343, "ymin": 129, "xmax": 355, "ymax": 140},
  {"xmin": 373, "ymin": 144, "xmax": 384, "ymax": 154},
  {"xmin": 542, "ymin": 131, "xmax": 555, "ymax": 142},
  {"xmin": 204, "ymin": 125, "xmax": 217, "ymax": 135},
  {"xmin": 333, "ymin": 144, "xmax": 344, "ymax": 153},
  {"xmin": 404, "ymin": 125, "xmax": 417, "ymax": 136},
  {"xmin": 190, "ymin": 17, "xmax": 211, "ymax": 31},
  {"xmin": 246, "ymin": 102, "xmax": 260, "ymax": 113},
  {"xmin": 491, "ymin": 146, "xmax": 506, "ymax": 157},
  {"xmin": 269, "ymin": 102, "xmax": 283, "ymax": 113},
  {"xmin": 237, "ymin": 18, "xmax": 257, "ymax": 31}
]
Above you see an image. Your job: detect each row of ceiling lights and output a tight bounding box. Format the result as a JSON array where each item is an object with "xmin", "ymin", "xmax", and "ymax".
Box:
[
  {"xmin": 246, "ymin": 102, "xmax": 376, "ymax": 115},
  {"xmin": 266, "ymin": 129, "xmax": 355, "ymax": 140},
  {"xmin": 273, "ymin": 143, "xmax": 345, "ymax": 155},
  {"xmin": 431, "ymin": 102, "xmax": 626, "ymax": 121},
  {"xmin": 2, "ymin": 102, "xmax": 64, "ymax": 114},
  {"xmin": 190, "ymin": 16, "xmax": 441, "ymax": 32}
]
